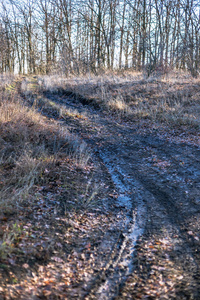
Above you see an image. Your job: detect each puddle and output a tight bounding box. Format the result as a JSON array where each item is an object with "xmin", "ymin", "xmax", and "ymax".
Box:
[{"xmin": 96, "ymin": 150, "xmax": 147, "ymax": 299}]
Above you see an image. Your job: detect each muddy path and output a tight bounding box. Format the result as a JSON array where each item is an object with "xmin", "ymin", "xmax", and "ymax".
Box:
[{"xmin": 42, "ymin": 90, "xmax": 200, "ymax": 299}]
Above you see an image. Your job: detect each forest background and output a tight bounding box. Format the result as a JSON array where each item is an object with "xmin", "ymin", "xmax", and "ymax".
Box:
[{"xmin": 0, "ymin": 0, "xmax": 200, "ymax": 77}]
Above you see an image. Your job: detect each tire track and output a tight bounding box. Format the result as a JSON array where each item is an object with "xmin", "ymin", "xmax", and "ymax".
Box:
[{"xmin": 40, "ymin": 91, "xmax": 200, "ymax": 299}]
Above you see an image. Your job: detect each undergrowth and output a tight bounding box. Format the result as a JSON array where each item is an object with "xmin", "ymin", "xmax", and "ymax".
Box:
[{"xmin": 0, "ymin": 75, "xmax": 93, "ymax": 217}]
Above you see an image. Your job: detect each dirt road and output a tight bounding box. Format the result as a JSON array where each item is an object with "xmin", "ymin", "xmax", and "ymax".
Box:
[
  {"xmin": 46, "ymin": 89, "xmax": 200, "ymax": 299},
  {"xmin": 1, "ymin": 77, "xmax": 200, "ymax": 299}
]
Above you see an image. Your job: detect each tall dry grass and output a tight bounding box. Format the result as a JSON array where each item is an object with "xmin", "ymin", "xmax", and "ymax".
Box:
[
  {"xmin": 0, "ymin": 75, "xmax": 91, "ymax": 214},
  {"xmin": 37, "ymin": 71, "xmax": 200, "ymax": 129}
]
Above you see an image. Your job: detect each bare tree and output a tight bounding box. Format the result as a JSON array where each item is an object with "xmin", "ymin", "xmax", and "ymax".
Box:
[{"xmin": 0, "ymin": 0, "xmax": 199, "ymax": 76}]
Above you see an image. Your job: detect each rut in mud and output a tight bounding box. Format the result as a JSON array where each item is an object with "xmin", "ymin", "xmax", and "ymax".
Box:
[{"xmin": 40, "ymin": 89, "xmax": 200, "ymax": 300}]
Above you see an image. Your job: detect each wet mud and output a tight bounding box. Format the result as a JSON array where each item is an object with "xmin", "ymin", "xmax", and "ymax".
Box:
[{"xmin": 47, "ymin": 93, "xmax": 200, "ymax": 299}]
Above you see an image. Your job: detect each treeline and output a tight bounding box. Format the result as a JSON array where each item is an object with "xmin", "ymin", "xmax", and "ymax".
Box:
[{"xmin": 0, "ymin": 0, "xmax": 199, "ymax": 76}]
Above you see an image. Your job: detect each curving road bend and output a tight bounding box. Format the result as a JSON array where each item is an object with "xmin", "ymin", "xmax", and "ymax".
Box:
[{"xmin": 46, "ymin": 92, "xmax": 200, "ymax": 299}]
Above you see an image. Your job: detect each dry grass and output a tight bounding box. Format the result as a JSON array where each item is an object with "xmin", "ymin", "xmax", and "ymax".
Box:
[
  {"xmin": 107, "ymin": 94, "xmax": 133, "ymax": 117},
  {"xmin": 0, "ymin": 75, "xmax": 92, "ymax": 215},
  {"xmin": 0, "ymin": 75, "xmax": 111, "ymax": 297},
  {"xmin": 38, "ymin": 71, "xmax": 200, "ymax": 129},
  {"xmin": 0, "ymin": 73, "xmax": 15, "ymax": 88}
]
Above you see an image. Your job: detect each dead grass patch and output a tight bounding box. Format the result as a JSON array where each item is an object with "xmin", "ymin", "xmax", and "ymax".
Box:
[
  {"xmin": 0, "ymin": 79, "xmax": 93, "ymax": 215},
  {"xmin": 0, "ymin": 73, "xmax": 15, "ymax": 89},
  {"xmin": 38, "ymin": 71, "xmax": 200, "ymax": 130}
]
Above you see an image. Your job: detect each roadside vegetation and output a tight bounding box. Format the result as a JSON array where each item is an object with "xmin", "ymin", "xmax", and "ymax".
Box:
[
  {"xmin": 0, "ymin": 75, "xmax": 92, "ymax": 214},
  {"xmin": 39, "ymin": 71, "xmax": 200, "ymax": 130}
]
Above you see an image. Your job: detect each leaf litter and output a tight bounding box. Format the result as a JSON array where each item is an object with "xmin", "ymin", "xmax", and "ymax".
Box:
[{"xmin": 1, "ymin": 76, "xmax": 200, "ymax": 299}]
